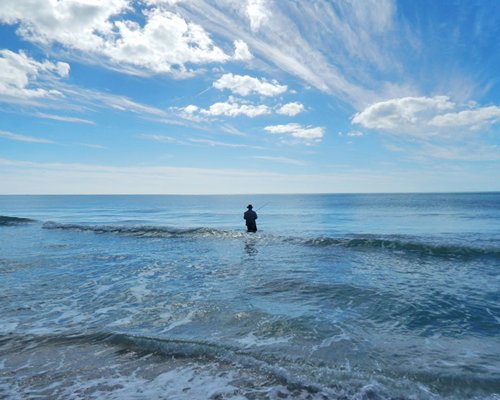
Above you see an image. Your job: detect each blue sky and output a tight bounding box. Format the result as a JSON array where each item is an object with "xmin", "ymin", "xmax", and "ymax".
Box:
[{"xmin": 0, "ymin": 0, "xmax": 499, "ymax": 194}]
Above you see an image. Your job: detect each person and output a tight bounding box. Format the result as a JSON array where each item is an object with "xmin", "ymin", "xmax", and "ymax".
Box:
[{"xmin": 243, "ymin": 204, "xmax": 258, "ymax": 232}]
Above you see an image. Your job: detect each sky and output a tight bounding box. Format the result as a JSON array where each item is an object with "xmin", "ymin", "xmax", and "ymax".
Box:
[{"xmin": 0, "ymin": 0, "xmax": 499, "ymax": 194}]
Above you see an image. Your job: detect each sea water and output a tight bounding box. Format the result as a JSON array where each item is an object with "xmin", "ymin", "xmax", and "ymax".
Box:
[{"xmin": 0, "ymin": 193, "xmax": 499, "ymax": 399}]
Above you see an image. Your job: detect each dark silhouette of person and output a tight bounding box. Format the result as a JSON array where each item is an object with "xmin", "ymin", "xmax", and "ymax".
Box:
[{"xmin": 244, "ymin": 204, "xmax": 258, "ymax": 232}]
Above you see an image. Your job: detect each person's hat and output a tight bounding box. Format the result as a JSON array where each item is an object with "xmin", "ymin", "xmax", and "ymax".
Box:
[{"xmin": 247, "ymin": 204, "xmax": 253, "ymax": 209}]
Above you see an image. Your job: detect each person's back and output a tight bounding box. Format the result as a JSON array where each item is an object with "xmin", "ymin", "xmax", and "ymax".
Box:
[{"xmin": 244, "ymin": 204, "xmax": 258, "ymax": 232}]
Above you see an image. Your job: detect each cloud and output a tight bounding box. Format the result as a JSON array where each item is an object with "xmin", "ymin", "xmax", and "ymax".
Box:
[
  {"xmin": 141, "ymin": 134, "xmax": 184, "ymax": 144},
  {"xmin": 182, "ymin": 97, "xmax": 271, "ymax": 118},
  {"xmin": 246, "ymin": 0, "xmax": 270, "ymax": 32},
  {"xmin": 0, "ymin": 49, "xmax": 69, "ymax": 100},
  {"xmin": 277, "ymin": 102, "xmax": 304, "ymax": 116},
  {"xmin": 172, "ymin": 1, "xmax": 406, "ymax": 107},
  {"xmin": 188, "ymin": 138, "xmax": 257, "ymax": 148},
  {"xmin": 0, "ymin": 130, "xmax": 54, "ymax": 143},
  {"xmin": 4, "ymin": 157, "xmax": 496, "ymax": 194},
  {"xmin": 35, "ymin": 112, "xmax": 95, "ymax": 125},
  {"xmin": 79, "ymin": 143, "xmax": 106, "ymax": 149},
  {"xmin": 202, "ymin": 101, "xmax": 270, "ymax": 117},
  {"xmin": 213, "ymin": 73, "xmax": 287, "ymax": 96},
  {"xmin": 347, "ymin": 130, "xmax": 364, "ymax": 137},
  {"xmin": 252, "ymin": 155, "xmax": 307, "ymax": 166},
  {"xmin": 264, "ymin": 123, "xmax": 325, "ymax": 142},
  {"xmin": 233, "ymin": 39, "xmax": 253, "ymax": 61},
  {"xmin": 429, "ymin": 106, "xmax": 500, "ymax": 130},
  {"xmin": 416, "ymin": 142, "xmax": 500, "ymax": 161},
  {"xmin": 352, "ymin": 96, "xmax": 454, "ymax": 131},
  {"xmin": 352, "ymin": 95, "xmax": 500, "ymax": 138},
  {"xmin": 0, "ymin": 1, "xmax": 236, "ymax": 77}
]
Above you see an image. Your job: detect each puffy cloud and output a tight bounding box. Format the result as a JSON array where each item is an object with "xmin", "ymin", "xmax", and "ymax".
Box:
[
  {"xmin": 0, "ymin": 49, "xmax": 69, "ymax": 100},
  {"xmin": 213, "ymin": 73, "xmax": 287, "ymax": 96},
  {"xmin": 246, "ymin": 0, "xmax": 270, "ymax": 32},
  {"xmin": 0, "ymin": 1, "xmax": 232, "ymax": 76},
  {"xmin": 201, "ymin": 100, "xmax": 271, "ymax": 117},
  {"xmin": 0, "ymin": 0, "xmax": 128, "ymax": 50},
  {"xmin": 265, "ymin": 123, "xmax": 324, "ymax": 142},
  {"xmin": 233, "ymin": 39, "xmax": 253, "ymax": 61},
  {"xmin": 353, "ymin": 95, "xmax": 500, "ymax": 137},
  {"xmin": 352, "ymin": 96, "xmax": 454, "ymax": 131},
  {"xmin": 277, "ymin": 102, "xmax": 304, "ymax": 116},
  {"xmin": 429, "ymin": 106, "xmax": 500, "ymax": 130}
]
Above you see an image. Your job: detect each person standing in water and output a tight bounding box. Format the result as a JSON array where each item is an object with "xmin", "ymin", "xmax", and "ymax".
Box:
[{"xmin": 244, "ymin": 204, "xmax": 258, "ymax": 232}]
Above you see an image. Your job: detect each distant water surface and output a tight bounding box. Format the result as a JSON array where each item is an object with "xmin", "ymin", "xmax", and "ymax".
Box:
[{"xmin": 1, "ymin": 193, "xmax": 499, "ymax": 399}]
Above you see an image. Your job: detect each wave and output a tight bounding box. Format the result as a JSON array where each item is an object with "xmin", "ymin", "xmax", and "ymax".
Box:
[
  {"xmin": 300, "ymin": 235, "xmax": 500, "ymax": 258},
  {"xmin": 2, "ymin": 331, "xmax": 337, "ymax": 399},
  {"xmin": 41, "ymin": 221, "xmax": 499, "ymax": 259},
  {"xmin": 42, "ymin": 221, "xmax": 244, "ymax": 239},
  {"xmin": 0, "ymin": 215, "xmax": 36, "ymax": 226}
]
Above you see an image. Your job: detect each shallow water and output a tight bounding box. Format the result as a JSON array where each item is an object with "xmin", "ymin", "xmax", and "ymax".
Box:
[{"xmin": 1, "ymin": 193, "xmax": 499, "ymax": 399}]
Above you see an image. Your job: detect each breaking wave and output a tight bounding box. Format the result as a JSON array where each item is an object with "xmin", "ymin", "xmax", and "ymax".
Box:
[
  {"xmin": 300, "ymin": 235, "xmax": 500, "ymax": 258},
  {"xmin": 40, "ymin": 221, "xmax": 500, "ymax": 259},
  {"xmin": 42, "ymin": 221, "xmax": 244, "ymax": 239}
]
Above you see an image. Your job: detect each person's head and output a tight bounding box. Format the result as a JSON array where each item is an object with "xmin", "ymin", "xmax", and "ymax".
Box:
[{"xmin": 247, "ymin": 204, "xmax": 253, "ymax": 209}]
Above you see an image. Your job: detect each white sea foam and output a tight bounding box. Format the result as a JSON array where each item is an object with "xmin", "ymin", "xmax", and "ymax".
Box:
[
  {"xmin": 60, "ymin": 364, "xmax": 243, "ymax": 400},
  {"xmin": 129, "ymin": 283, "xmax": 152, "ymax": 303},
  {"xmin": 236, "ymin": 332, "xmax": 292, "ymax": 348}
]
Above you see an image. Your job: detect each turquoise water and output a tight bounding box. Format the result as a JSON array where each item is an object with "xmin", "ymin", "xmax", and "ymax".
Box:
[{"xmin": 1, "ymin": 193, "xmax": 499, "ymax": 399}]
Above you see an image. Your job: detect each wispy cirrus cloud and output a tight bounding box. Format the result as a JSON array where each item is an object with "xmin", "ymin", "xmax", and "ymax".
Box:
[
  {"xmin": 0, "ymin": 130, "xmax": 54, "ymax": 144},
  {"xmin": 252, "ymin": 155, "xmax": 307, "ymax": 166},
  {"xmin": 35, "ymin": 112, "xmax": 95, "ymax": 125},
  {"xmin": 141, "ymin": 133, "xmax": 262, "ymax": 149},
  {"xmin": 171, "ymin": 0, "xmax": 407, "ymax": 108}
]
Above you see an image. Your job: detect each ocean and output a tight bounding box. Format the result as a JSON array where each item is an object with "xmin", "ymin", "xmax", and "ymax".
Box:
[{"xmin": 0, "ymin": 193, "xmax": 499, "ymax": 399}]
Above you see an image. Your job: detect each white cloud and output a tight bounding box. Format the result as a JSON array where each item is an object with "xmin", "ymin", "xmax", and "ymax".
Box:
[
  {"xmin": 35, "ymin": 112, "xmax": 95, "ymax": 125},
  {"xmin": 188, "ymin": 138, "xmax": 252, "ymax": 148},
  {"xmin": 4, "ymin": 157, "xmax": 496, "ymax": 194},
  {"xmin": 233, "ymin": 39, "xmax": 253, "ymax": 61},
  {"xmin": 246, "ymin": 0, "xmax": 270, "ymax": 32},
  {"xmin": 253, "ymin": 156, "xmax": 307, "ymax": 166},
  {"xmin": 0, "ymin": 0, "xmax": 128, "ymax": 50},
  {"xmin": 172, "ymin": 1, "xmax": 406, "ymax": 107},
  {"xmin": 347, "ymin": 130, "xmax": 364, "ymax": 137},
  {"xmin": 352, "ymin": 96, "xmax": 454, "ymax": 131},
  {"xmin": 277, "ymin": 102, "xmax": 304, "ymax": 116},
  {"xmin": 429, "ymin": 106, "xmax": 500, "ymax": 130},
  {"xmin": 0, "ymin": 130, "xmax": 54, "ymax": 144},
  {"xmin": 265, "ymin": 123, "xmax": 324, "ymax": 142},
  {"xmin": 79, "ymin": 143, "xmax": 106, "ymax": 149},
  {"xmin": 0, "ymin": 1, "xmax": 233, "ymax": 77},
  {"xmin": 141, "ymin": 134, "xmax": 183, "ymax": 144},
  {"xmin": 352, "ymin": 95, "xmax": 500, "ymax": 138},
  {"xmin": 213, "ymin": 73, "xmax": 287, "ymax": 97},
  {"xmin": 0, "ymin": 49, "xmax": 69, "ymax": 100},
  {"xmin": 202, "ymin": 100, "xmax": 271, "ymax": 117},
  {"xmin": 417, "ymin": 142, "xmax": 500, "ymax": 161}
]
